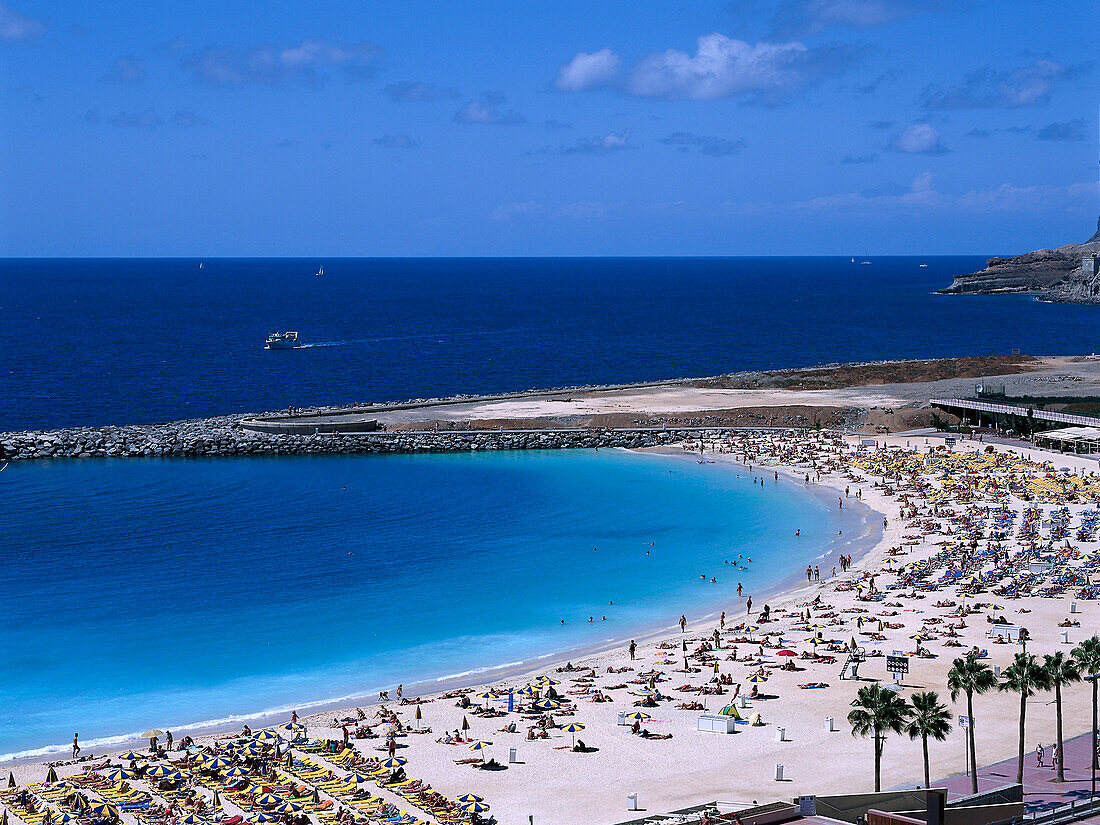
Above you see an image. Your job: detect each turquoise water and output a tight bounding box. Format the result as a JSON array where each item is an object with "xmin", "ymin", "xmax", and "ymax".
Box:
[{"xmin": 0, "ymin": 449, "xmax": 858, "ymax": 760}]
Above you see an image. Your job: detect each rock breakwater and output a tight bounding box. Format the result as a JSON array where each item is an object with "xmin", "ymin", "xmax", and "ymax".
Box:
[{"xmin": 0, "ymin": 418, "xmax": 748, "ymax": 462}]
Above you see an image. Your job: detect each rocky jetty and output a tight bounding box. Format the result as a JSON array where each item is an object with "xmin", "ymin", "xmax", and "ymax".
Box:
[
  {"xmin": 0, "ymin": 416, "xmax": 747, "ymax": 462},
  {"xmin": 939, "ymin": 216, "xmax": 1100, "ymax": 303}
]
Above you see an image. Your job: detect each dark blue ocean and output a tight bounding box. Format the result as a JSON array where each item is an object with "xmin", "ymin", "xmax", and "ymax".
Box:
[{"xmin": 4, "ymin": 256, "xmax": 1099, "ymax": 433}]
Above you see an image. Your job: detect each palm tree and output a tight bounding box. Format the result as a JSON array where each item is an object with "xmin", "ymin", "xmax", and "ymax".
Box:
[
  {"xmin": 1072, "ymin": 636, "xmax": 1100, "ymax": 779},
  {"xmin": 947, "ymin": 654, "xmax": 997, "ymax": 794},
  {"xmin": 999, "ymin": 652, "xmax": 1050, "ymax": 784},
  {"xmin": 906, "ymin": 691, "xmax": 953, "ymax": 788},
  {"xmin": 848, "ymin": 683, "xmax": 912, "ymax": 791},
  {"xmin": 1042, "ymin": 651, "xmax": 1081, "ymax": 782}
]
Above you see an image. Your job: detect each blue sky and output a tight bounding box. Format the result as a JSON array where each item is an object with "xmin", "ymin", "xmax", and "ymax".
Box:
[{"xmin": 0, "ymin": 0, "xmax": 1096, "ymax": 255}]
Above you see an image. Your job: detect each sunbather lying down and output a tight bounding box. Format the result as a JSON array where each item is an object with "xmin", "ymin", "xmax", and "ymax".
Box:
[{"xmin": 638, "ymin": 730, "xmax": 673, "ymax": 740}]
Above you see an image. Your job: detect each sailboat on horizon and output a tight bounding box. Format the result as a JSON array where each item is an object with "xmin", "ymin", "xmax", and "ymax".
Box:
[{"xmin": 315, "ymin": 265, "xmax": 324, "ymax": 277}]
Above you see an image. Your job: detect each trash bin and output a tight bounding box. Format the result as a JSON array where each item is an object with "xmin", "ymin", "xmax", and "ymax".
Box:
[
  {"xmin": 617, "ymin": 711, "xmax": 627, "ymax": 726},
  {"xmin": 1061, "ymin": 630, "xmax": 1069, "ymax": 645},
  {"xmin": 627, "ymin": 793, "xmax": 638, "ymax": 811},
  {"xmin": 775, "ymin": 763, "xmax": 784, "ymax": 781},
  {"xmin": 776, "ymin": 726, "xmax": 786, "ymax": 742},
  {"xmin": 825, "ymin": 716, "xmax": 835, "ymax": 731},
  {"xmin": 738, "ymin": 695, "xmax": 748, "ymax": 709},
  {"xmin": 509, "ymin": 747, "xmax": 517, "ymax": 764},
  {"xmin": 1071, "ymin": 601, "xmax": 1078, "ymax": 614},
  {"xmin": 994, "ymin": 664, "xmax": 1001, "ymax": 677}
]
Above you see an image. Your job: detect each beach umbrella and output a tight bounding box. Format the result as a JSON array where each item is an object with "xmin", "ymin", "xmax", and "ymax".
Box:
[
  {"xmin": 455, "ymin": 794, "xmax": 484, "ymax": 804},
  {"xmin": 776, "ymin": 649, "xmax": 797, "ymax": 657},
  {"xmin": 45, "ymin": 766, "xmax": 59, "ymax": 783},
  {"xmin": 86, "ymin": 802, "xmax": 118, "ymax": 819},
  {"xmin": 2, "ymin": 809, "xmax": 8, "ymax": 825},
  {"xmin": 252, "ymin": 815, "xmax": 277, "ymax": 823},
  {"xmin": 623, "ymin": 712, "xmax": 651, "ymax": 721},
  {"xmin": 274, "ymin": 803, "xmax": 300, "ymax": 814},
  {"xmin": 224, "ymin": 766, "xmax": 249, "ymax": 778},
  {"xmin": 249, "ymin": 785, "xmax": 275, "ymax": 795},
  {"xmin": 254, "ymin": 794, "xmax": 281, "ymax": 807},
  {"xmin": 252, "ymin": 730, "xmax": 278, "ymax": 743},
  {"xmin": 311, "ymin": 789, "xmax": 321, "ymax": 805},
  {"xmin": 473, "ymin": 691, "xmax": 497, "ymax": 702},
  {"xmin": 203, "ymin": 756, "xmax": 233, "ymax": 770},
  {"xmin": 163, "ymin": 771, "xmax": 184, "ymax": 782},
  {"xmin": 415, "ymin": 705, "xmax": 422, "ymax": 730},
  {"xmin": 213, "ymin": 792, "xmax": 221, "ymax": 810},
  {"xmin": 179, "ymin": 815, "xmax": 205, "ymax": 824},
  {"xmin": 516, "ymin": 685, "xmax": 538, "ymax": 696},
  {"xmin": 239, "ymin": 744, "xmax": 264, "ymax": 757},
  {"xmin": 746, "ymin": 674, "xmax": 768, "ymax": 683},
  {"xmin": 535, "ymin": 677, "xmax": 560, "ymax": 686},
  {"xmin": 7, "ymin": 771, "xmax": 14, "ymax": 788},
  {"xmin": 348, "ymin": 771, "xmax": 373, "ymax": 783},
  {"xmin": 379, "ymin": 757, "xmax": 406, "ymax": 769},
  {"xmin": 146, "ymin": 765, "xmax": 174, "ymax": 778},
  {"xmin": 141, "ymin": 730, "xmax": 164, "ymax": 739},
  {"xmin": 561, "ymin": 722, "xmax": 586, "ymax": 748},
  {"xmin": 277, "ymin": 723, "xmax": 303, "ymax": 734},
  {"xmin": 534, "ymin": 700, "xmax": 560, "ymax": 711},
  {"xmin": 104, "ymin": 768, "xmax": 133, "ymax": 782},
  {"xmin": 460, "ymin": 801, "xmax": 490, "ymax": 813},
  {"xmin": 468, "ymin": 740, "xmax": 492, "ymax": 754},
  {"xmin": 117, "ymin": 751, "xmax": 143, "ymax": 761},
  {"xmin": 713, "ymin": 663, "xmax": 720, "ymax": 674},
  {"xmin": 284, "ymin": 752, "xmax": 293, "ymax": 770}
]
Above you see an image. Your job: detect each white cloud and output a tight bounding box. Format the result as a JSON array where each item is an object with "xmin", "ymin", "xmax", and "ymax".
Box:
[
  {"xmin": 183, "ymin": 38, "xmax": 381, "ymax": 85},
  {"xmin": 373, "ymin": 133, "xmax": 419, "ymax": 148},
  {"xmin": 489, "ymin": 201, "xmax": 543, "ymax": 221},
  {"xmin": 561, "ymin": 130, "xmax": 631, "ymax": 154},
  {"xmin": 555, "ymin": 48, "xmax": 621, "ymax": 91},
  {"xmin": 453, "ymin": 98, "xmax": 525, "ymax": 125},
  {"xmin": 889, "ymin": 122, "xmax": 948, "ymax": 154},
  {"xmin": 921, "ymin": 60, "xmax": 1071, "ymax": 110},
  {"xmin": 0, "ymin": 3, "xmax": 44, "ymax": 42},
  {"xmin": 558, "ymin": 201, "xmax": 610, "ymax": 219},
  {"xmin": 772, "ymin": 0, "xmax": 937, "ymax": 37},
  {"xmin": 102, "ymin": 57, "xmax": 146, "ymax": 83},
  {"xmin": 624, "ymin": 33, "xmax": 856, "ymax": 101},
  {"xmin": 727, "ymin": 174, "xmax": 1098, "ymax": 216}
]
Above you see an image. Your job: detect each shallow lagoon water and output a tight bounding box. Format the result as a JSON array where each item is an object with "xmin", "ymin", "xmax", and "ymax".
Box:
[{"xmin": 0, "ymin": 448, "xmax": 864, "ymax": 759}]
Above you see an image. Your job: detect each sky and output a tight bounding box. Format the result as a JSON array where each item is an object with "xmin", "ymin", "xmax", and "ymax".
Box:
[{"xmin": 0, "ymin": 0, "xmax": 1097, "ymax": 256}]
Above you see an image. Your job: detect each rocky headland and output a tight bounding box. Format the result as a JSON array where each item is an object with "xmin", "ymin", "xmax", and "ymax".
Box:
[{"xmin": 939, "ymin": 216, "xmax": 1100, "ymax": 303}]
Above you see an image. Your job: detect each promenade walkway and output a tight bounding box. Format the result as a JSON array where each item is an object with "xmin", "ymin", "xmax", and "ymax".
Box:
[{"xmin": 937, "ymin": 729, "xmax": 1099, "ymax": 817}]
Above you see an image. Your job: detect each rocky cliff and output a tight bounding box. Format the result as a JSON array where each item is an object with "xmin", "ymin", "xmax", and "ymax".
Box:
[{"xmin": 939, "ymin": 217, "xmax": 1100, "ymax": 303}]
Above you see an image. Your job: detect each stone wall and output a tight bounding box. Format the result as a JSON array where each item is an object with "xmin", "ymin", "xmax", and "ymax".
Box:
[{"xmin": 0, "ymin": 419, "xmax": 752, "ymax": 461}]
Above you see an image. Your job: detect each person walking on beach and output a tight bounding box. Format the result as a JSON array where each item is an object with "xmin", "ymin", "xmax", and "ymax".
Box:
[
  {"xmin": 746, "ymin": 596, "xmax": 753, "ymax": 614},
  {"xmin": 720, "ymin": 611, "xmax": 726, "ymax": 630},
  {"xmin": 165, "ymin": 730, "xmax": 172, "ymax": 751},
  {"xmin": 1051, "ymin": 743, "xmax": 1059, "ymax": 771},
  {"xmin": 806, "ymin": 565, "xmax": 812, "ymax": 582},
  {"xmin": 628, "ymin": 640, "xmax": 636, "ymax": 660},
  {"xmin": 679, "ymin": 615, "xmax": 687, "ymax": 633},
  {"xmin": 736, "ymin": 583, "xmax": 743, "ymax": 598},
  {"xmin": 72, "ymin": 733, "xmax": 80, "ymax": 760},
  {"xmin": 814, "ymin": 566, "xmax": 820, "ymax": 581}
]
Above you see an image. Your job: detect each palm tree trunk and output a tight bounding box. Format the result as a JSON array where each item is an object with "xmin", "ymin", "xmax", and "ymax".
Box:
[
  {"xmin": 1093, "ymin": 679, "xmax": 1098, "ymax": 771},
  {"xmin": 923, "ymin": 734, "xmax": 930, "ymax": 789},
  {"xmin": 875, "ymin": 733, "xmax": 882, "ymax": 792},
  {"xmin": 1017, "ymin": 692, "xmax": 1027, "ymax": 785},
  {"xmin": 1055, "ymin": 682, "xmax": 1065, "ymax": 782},
  {"xmin": 967, "ymin": 691, "xmax": 978, "ymax": 794}
]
